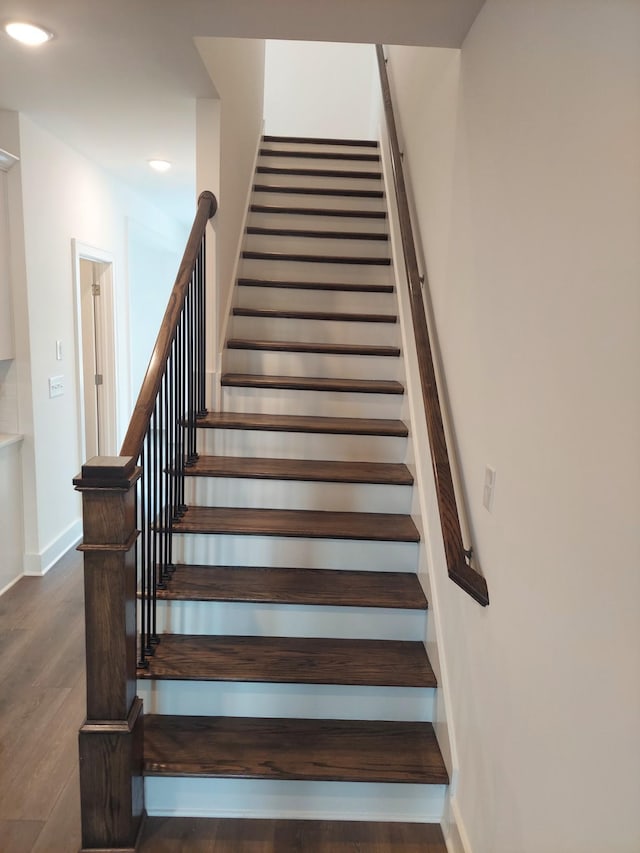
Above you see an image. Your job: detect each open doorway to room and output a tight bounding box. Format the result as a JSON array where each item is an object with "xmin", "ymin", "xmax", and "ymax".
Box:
[{"xmin": 72, "ymin": 241, "xmax": 117, "ymax": 461}]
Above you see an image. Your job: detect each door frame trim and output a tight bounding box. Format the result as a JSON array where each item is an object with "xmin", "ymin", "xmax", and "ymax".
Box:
[{"xmin": 72, "ymin": 240, "xmax": 118, "ymax": 462}]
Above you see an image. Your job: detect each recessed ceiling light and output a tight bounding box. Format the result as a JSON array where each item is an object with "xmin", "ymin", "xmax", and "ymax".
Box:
[
  {"xmin": 148, "ymin": 159, "xmax": 172, "ymax": 173},
  {"xmin": 5, "ymin": 21, "xmax": 53, "ymax": 46}
]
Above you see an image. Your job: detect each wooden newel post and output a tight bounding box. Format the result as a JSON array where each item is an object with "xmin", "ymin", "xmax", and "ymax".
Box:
[{"xmin": 73, "ymin": 456, "xmax": 145, "ymax": 852}]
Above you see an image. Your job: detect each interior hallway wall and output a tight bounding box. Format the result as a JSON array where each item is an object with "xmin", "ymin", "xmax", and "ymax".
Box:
[
  {"xmin": 195, "ymin": 38, "xmax": 266, "ymax": 368},
  {"xmin": 263, "ymin": 40, "xmax": 378, "ymax": 139},
  {"xmin": 386, "ymin": 1, "xmax": 640, "ymax": 850},
  {"xmin": 12, "ymin": 114, "xmax": 186, "ymax": 577}
]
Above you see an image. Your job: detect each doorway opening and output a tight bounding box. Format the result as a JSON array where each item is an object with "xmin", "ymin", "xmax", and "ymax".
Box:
[{"xmin": 72, "ymin": 242, "xmax": 117, "ymax": 461}]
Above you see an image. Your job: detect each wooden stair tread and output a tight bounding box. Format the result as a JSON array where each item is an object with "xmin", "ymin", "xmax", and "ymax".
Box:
[
  {"xmin": 257, "ymin": 166, "xmax": 382, "ymax": 180},
  {"xmin": 246, "ymin": 225, "xmax": 388, "ymax": 241},
  {"xmin": 263, "ymin": 135, "xmax": 378, "ymax": 148},
  {"xmin": 196, "ymin": 412, "xmax": 408, "ymax": 437},
  {"xmin": 233, "ymin": 306, "xmax": 397, "ymax": 322},
  {"xmin": 140, "ymin": 635, "xmax": 434, "ymax": 687},
  {"xmin": 227, "ymin": 338, "xmax": 400, "ymax": 357},
  {"xmin": 139, "ymin": 817, "xmax": 448, "ymax": 852},
  {"xmin": 158, "ymin": 565, "xmax": 428, "ymax": 609},
  {"xmin": 171, "ymin": 506, "xmax": 419, "ymax": 542},
  {"xmin": 185, "ymin": 455, "xmax": 413, "ymax": 485},
  {"xmin": 221, "ymin": 374, "xmax": 404, "ymax": 395},
  {"xmin": 144, "ymin": 715, "xmax": 447, "ymax": 784},
  {"xmin": 254, "ymin": 185, "xmax": 384, "ymax": 198},
  {"xmin": 260, "ymin": 147, "xmax": 381, "ymax": 161},
  {"xmin": 237, "ymin": 277, "xmax": 394, "ymax": 293},
  {"xmin": 250, "ymin": 204, "xmax": 387, "ymax": 219},
  {"xmin": 242, "ymin": 250, "xmax": 391, "ymax": 265}
]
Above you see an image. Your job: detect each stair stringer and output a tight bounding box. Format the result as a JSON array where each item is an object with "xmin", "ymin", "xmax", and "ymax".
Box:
[
  {"xmin": 378, "ymin": 109, "xmax": 465, "ymax": 844},
  {"xmin": 213, "ymin": 127, "xmax": 265, "ymax": 413}
]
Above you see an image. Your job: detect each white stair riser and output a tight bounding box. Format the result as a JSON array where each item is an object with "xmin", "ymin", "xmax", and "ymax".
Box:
[
  {"xmin": 261, "ymin": 141, "xmax": 379, "ymax": 157},
  {"xmin": 240, "ymin": 257, "xmax": 392, "ymax": 286},
  {"xmin": 245, "ymin": 233, "xmax": 390, "ymax": 258},
  {"xmin": 138, "ymin": 680, "xmax": 434, "ymax": 722},
  {"xmin": 258, "ymin": 155, "xmax": 382, "ymax": 173},
  {"xmin": 234, "ymin": 284, "xmax": 395, "ymax": 314},
  {"xmin": 222, "ymin": 350, "xmax": 401, "ymax": 382},
  {"xmin": 229, "ymin": 315, "xmax": 400, "ymax": 347},
  {"xmin": 185, "ymin": 477, "xmax": 412, "ymax": 514},
  {"xmin": 248, "ymin": 211, "xmax": 388, "ymax": 233},
  {"xmin": 145, "ymin": 778, "xmax": 446, "ymax": 823},
  {"xmin": 152, "ymin": 600, "xmax": 425, "ymax": 640},
  {"xmin": 255, "ymin": 172, "xmax": 383, "ymax": 193},
  {"xmin": 196, "ymin": 429, "xmax": 407, "ymax": 463},
  {"xmin": 221, "ymin": 385, "xmax": 403, "ymax": 419},
  {"xmin": 173, "ymin": 533, "xmax": 418, "ymax": 573},
  {"xmin": 251, "ymin": 191, "xmax": 386, "ymax": 213}
]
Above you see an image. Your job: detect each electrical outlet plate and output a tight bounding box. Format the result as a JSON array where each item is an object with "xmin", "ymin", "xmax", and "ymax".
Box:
[
  {"xmin": 483, "ymin": 465, "xmax": 496, "ymax": 511},
  {"xmin": 49, "ymin": 375, "xmax": 64, "ymax": 398}
]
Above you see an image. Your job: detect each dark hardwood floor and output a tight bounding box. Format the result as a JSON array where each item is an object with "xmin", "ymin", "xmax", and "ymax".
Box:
[
  {"xmin": 0, "ymin": 550, "xmax": 447, "ymax": 852},
  {"xmin": 0, "ymin": 548, "xmax": 84, "ymax": 852}
]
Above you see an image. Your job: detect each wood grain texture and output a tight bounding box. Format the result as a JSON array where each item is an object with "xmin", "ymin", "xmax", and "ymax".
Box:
[
  {"xmin": 263, "ymin": 135, "xmax": 378, "ymax": 147},
  {"xmin": 221, "ymin": 374, "xmax": 404, "ymax": 395},
  {"xmin": 246, "ymin": 225, "xmax": 389, "ymax": 241},
  {"xmin": 250, "ymin": 204, "xmax": 387, "ymax": 219},
  {"xmin": 157, "ymin": 564, "xmax": 428, "ymax": 610},
  {"xmin": 139, "ymin": 635, "xmax": 435, "ymax": 687},
  {"xmin": 233, "ymin": 306, "xmax": 397, "ymax": 322},
  {"xmin": 170, "ymin": 506, "xmax": 420, "ymax": 542},
  {"xmin": 139, "ymin": 817, "xmax": 447, "ymax": 852},
  {"xmin": 196, "ymin": 411, "xmax": 408, "ymax": 436},
  {"xmin": 242, "ymin": 250, "xmax": 391, "ymax": 266},
  {"xmin": 144, "ymin": 716, "xmax": 447, "ymax": 784},
  {"xmin": 260, "ymin": 148, "xmax": 381, "ymax": 162},
  {"xmin": 257, "ymin": 166, "xmax": 382, "ymax": 180},
  {"xmin": 227, "ymin": 338, "xmax": 400, "ymax": 357},
  {"xmin": 376, "ymin": 46, "xmax": 488, "ymax": 606},
  {"xmin": 78, "ymin": 699, "xmax": 144, "ymax": 850},
  {"xmin": 254, "ymin": 184, "xmax": 384, "ymax": 199},
  {"xmin": 0, "ymin": 550, "xmax": 85, "ymax": 850},
  {"xmin": 184, "ymin": 455, "xmax": 413, "ymax": 485}
]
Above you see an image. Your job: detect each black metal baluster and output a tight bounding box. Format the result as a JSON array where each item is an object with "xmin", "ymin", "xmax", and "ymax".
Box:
[
  {"xmin": 149, "ymin": 407, "xmax": 159, "ymax": 647},
  {"xmin": 162, "ymin": 367, "xmax": 173, "ymax": 577},
  {"xmin": 156, "ymin": 383, "xmax": 167, "ymax": 591},
  {"xmin": 137, "ymin": 444, "xmax": 148, "ymax": 668},
  {"xmin": 179, "ymin": 309, "xmax": 187, "ymax": 510},
  {"xmin": 200, "ymin": 238, "xmax": 207, "ymax": 416},
  {"xmin": 186, "ymin": 283, "xmax": 196, "ymax": 466},
  {"xmin": 168, "ymin": 344, "xmax": 175, "ymax": 569},
  {"xmin": 144, "ymin": 432, "xmax": 154, "ymax": 657}
]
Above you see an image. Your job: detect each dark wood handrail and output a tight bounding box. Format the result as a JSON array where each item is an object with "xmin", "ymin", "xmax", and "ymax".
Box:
[
  {"xmin": 376, "ymin": 45, "xmax": 489, "ymax": 606},
  {"xmin": 120, "ymin": 190, "xmax": 218, "ymax": 459}
]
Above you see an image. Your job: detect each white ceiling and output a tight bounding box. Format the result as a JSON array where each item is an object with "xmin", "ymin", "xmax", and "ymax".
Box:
[{"xmin": 0, "ymin": 0, "xmax": 484, "ymax": 221}]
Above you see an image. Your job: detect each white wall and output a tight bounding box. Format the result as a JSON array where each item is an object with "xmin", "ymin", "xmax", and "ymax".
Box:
[
  {"xmin": 263, "ymin": 41, "xmax": 377, "ymax": 139},
  {"xmin": 195, "ymin": 38, "xmax": 266, "ymax": 370},
  {"xmin": 127, "ymin": 218, "xmax": 185, "ymax": 402},
  {"xmin": 385, "ymin": 1, "xmax": 640, "ymax": 851},
  {"xmin": 11, "ymin": 114, "xmax": 186, "ymax": 577}
]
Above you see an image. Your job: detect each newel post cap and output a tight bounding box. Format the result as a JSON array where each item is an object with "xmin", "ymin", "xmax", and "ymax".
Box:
[{"xmin": 73, "ymin": 456, "xmax": 140, "ymax": 490}]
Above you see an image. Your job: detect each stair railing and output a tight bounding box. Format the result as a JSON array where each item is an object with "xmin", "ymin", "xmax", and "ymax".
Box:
[
  {"xmin": 121, "ymin": 189, "xmax": 217, "ymax": 667},
  {"xmin": 375, "ymin": 45, "xmax": 489, "ymax": 607},
  {"xmin": 72, "ymin": 189, "xmax": 217, "ymax": 851}
]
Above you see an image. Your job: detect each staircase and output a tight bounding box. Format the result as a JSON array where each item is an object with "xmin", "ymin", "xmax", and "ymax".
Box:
[{"xmin": 137, "ymin": 136, "xmax": 449, "ymax": 841}]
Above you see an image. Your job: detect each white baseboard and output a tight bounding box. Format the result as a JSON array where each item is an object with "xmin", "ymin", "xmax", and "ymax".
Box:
[
  {"xmin": 0, "ymin": 572, "xmax": 23, "ymax": 598},
  {"xmin": 444, "ymin": 796, "xmax": 472, "ymax": 853},
  {"xmin": 23, "ymin": 518, "xmax": 82, "ymax": 576}
]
